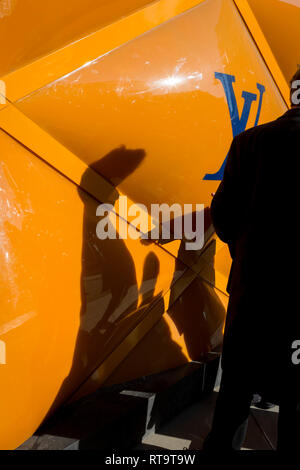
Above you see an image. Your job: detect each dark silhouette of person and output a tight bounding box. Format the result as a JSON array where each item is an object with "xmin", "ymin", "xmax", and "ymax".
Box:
[{"xmin": 204, "ymin": 68, "xmax": 300, "ymax": 450}]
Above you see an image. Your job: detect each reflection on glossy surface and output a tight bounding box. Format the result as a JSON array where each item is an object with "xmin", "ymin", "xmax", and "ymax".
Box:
[
  {"xmin": 16, "ymin": 0, "xmax": 286, "ymax": 214},
  {"xmin": 15, "ymin": 0, "xmax": 286, "ymax": 296}
]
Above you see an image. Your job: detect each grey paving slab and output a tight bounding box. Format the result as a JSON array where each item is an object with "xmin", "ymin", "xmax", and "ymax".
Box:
[
  {"xmin": 18, "ymin": 359, "xmax": 220, "ymax": 450},
  {"xmin": 249, "ymin": 405, "xmax": 279, "ymax": 450},
  {"xmin": 136, "ymin": 391, "xmax": 276, "ymax": 451}
]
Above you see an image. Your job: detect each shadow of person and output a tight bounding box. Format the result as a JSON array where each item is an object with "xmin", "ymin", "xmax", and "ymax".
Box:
[
  {"xmin": 138, "ymin": 208, "xmax": 226, "ymax": 434},
  {"xmin": 169, "ymin": 239, "xmax": 225, "ymax": 361},
  {"xmin": 48, "ymin": 146, "xmax": 147, "ymax": 414},
  {"xmin": 89, "ymin": 145, "xmax": 146, "ymax": 187},
  {"xmin": 141, "ymin": 206, "xmax": 225, "ymax": 360},
  {"xmin": 39, "ymin": 150, "xmax": 225, "ymax": 448}
]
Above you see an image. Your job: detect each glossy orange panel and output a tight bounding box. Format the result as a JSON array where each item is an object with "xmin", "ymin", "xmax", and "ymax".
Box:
[
  {"xmin": 0, "ymin": 0, "xmax": 292, "ymax": 451},
  {"xmin": 0, "ymin": 0, "xmax": 155, "ymax": 76},
  {"xmin": 14, "ymin": 0, "xmax": 286, "ymax": 295},
  {"xmin": 1, "ymin": 0, "xmax": 205, "ymax": 103},
  {"xmin": 248, "ymin": 0, "xmax": 300, "ymax": 83},
  {"xmin": 15, "ymin": 0, "xmax": 285, "ymax": 208},
  {"xmin": 0, "ymin": 129, "xmax": 187, "ymax": 449}
]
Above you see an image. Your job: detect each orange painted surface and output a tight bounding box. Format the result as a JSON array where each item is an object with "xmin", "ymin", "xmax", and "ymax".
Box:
[
  {"xmin": 0, "ymin": 0, "xmax": 291, "ymax": 449},
  {"xmin": 248, "ymin": 0, "xmax": 300, "ymax": 83},
  {"xmin": 0, "ymin": 0, "xmax": 155, "ymax": 77},
  {"xmin": 1, "ymin": 0, "xmax": 204, "ymax": 102},
  {"xmin": 15, "ymin": 0, "xmax": 286, "ymax": 213},
  {"xmin": 0, "ymin": 129, "xmax": 186, "ymax": 449}
]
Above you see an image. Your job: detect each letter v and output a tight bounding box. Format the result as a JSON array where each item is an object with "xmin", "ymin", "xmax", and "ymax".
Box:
[{"xmin": 203, "ymin": 73, "xmax": 265, "ymax": 181}]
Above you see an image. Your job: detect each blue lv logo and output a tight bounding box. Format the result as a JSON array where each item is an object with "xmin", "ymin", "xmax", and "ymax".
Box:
[{"xmin": 203, "ymin": 72, "xmax": 265, "ymax": 181}]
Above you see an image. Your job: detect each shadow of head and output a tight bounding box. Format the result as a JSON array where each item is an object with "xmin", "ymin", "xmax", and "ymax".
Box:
[{"xmin": 89, "ymin": 145, "xmax": 146, "ymax": 187}]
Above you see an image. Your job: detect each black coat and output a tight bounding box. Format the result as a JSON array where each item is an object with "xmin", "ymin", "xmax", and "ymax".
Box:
[{"xmin": 211, "ymin": 107, "xmax": 300, "ymax": 402}]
